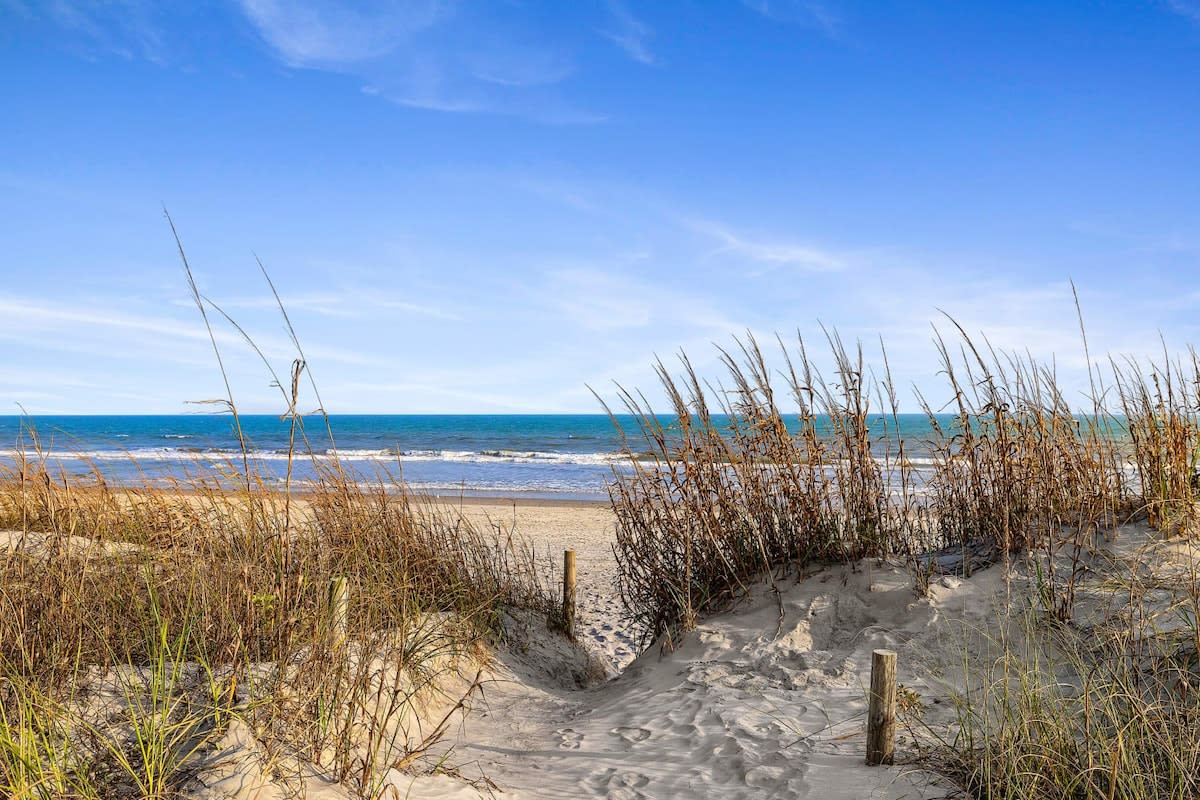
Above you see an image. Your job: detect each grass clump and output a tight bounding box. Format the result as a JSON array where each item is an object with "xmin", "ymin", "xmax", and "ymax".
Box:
[
  {"xmin": 936, "ymin": 552, "xmax": 1200, "ymax": 800},
  {"xmin": 605, "ymin": 299, "xmax": 1200, "ymax": 797},
  {"xmin": 1114, "ymin": 349, "xmax": 1200, "ymax": 536},
  {"xmin": 0, "ymin": 436, "xmax": 553, "ymax": 799},
  {"xmin": 602, "ymin": 332, "xmax": 909, "ymax": 643},
  {"xmin": 0, "ymin": 221, "xmax": 556, "ymax": 798},
  {"xmin": 604, "ymin": 320, "xmax": 1140, "ymax": 646}
]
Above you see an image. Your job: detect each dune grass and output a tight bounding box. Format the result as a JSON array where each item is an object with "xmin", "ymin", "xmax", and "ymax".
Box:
[
  {"xmin": 0, "ymin": 455, "xmax": 553, "ymax": 798},
  {"xmin": 603, "ymin": 322, "xmax": 1143, "ymax": 646},
  {"xmin": 0, "ymin": 223, "xmax": 557, "ymax": 798},
  {"xmin": 929, "ymin": 548, "xmax": 1200, "ymax": 800},
  {"xmin": 605, "ymin": 312, "xmax": 1200, "ymax": 798}
]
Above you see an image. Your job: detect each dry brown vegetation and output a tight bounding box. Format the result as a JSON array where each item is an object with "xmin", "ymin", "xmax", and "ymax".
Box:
[
  {"xmin": 604, "ymin": 310, "xmax": 1200, "ymax": 799},
  {"xmin": 0, "ymin": 446, "xmax": 555, "ymax": 799},
  {"xmin": 604, "ymin": 324, "xmax": 1143, "ymax": 644},
  {"xmin": 0, "ymin": 223, "xmax": 557, "ymax": 799}
]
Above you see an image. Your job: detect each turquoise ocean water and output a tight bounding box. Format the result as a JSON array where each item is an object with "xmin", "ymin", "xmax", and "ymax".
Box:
[{"xmin": 0, "ymin": 413, "xmax": 972, "ymax": 500}]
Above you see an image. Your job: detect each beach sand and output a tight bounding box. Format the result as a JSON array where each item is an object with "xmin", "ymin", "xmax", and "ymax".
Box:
[
  {"xmin": 399, "ymin": 498, "xmax": 974, "ymax": 800},
  {"xmin": 442, "ymin": 498, "xmax": 639, "ymax": 673},
  {"xmin": 20, "ymin": 494, "xmax": 1187, "ymax": 799},
  {"xmin": 173, "ymin": 496, "xmax": 967, "ymax": 798}
]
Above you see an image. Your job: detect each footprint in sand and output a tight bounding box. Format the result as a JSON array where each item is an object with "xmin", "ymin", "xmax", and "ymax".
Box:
[
  {"xmin": 609, "ymin": 726, "xmax": 651, "ymax": 745},
  {"xmin": 589, "ymin": 767, "xmax": 650, "ymax": 799},
  {"xmin": 746, "ymin": 763, "xmax": 804, "ymax": 793},
  {"xmin": 557, "ymin": 728, "xmax": 585, "ymax": 750}
]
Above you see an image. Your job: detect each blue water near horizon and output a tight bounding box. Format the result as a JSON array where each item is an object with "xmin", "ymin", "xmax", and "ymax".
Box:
[
  {"xmin": 0, "ymin": 413, "xmax": 1116, "ymax": 500},
  {"xmin": 0, "ymin": 414, "xmax": 632, "ymax": 500}
]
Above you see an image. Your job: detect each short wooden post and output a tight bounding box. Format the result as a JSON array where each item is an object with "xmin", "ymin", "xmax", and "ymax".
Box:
[
  {"xmin": 328, "ymin": 576, "xmax": 349, "ymax": 648},
  {"xmin": 866, "ymin": 649, "xmax": 897, "ymax": 766},
  {"xmin": 562, "ymin": 550, "xmax": 577, "ymax": 638}
]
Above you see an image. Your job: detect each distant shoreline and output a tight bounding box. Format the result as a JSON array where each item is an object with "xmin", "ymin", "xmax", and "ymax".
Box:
[
  {"xmin": 95, "ymin": 483, "xmax": 612, "ymax": 509},
  {"xmin": 420, "ymin": 492, "xmax": 611, "ymax": 508}
]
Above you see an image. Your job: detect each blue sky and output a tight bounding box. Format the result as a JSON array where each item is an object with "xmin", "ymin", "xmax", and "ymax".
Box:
[{"xmin": 2, "ymin": 0, "xmax": 1199, "ymax": 414}]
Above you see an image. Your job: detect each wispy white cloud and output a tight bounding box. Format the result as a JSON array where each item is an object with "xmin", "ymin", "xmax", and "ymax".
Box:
[
  {"xmin": 685, "ymin": 218, "xmax": 846, "ymax": 272},
  {"xmin": 1067, "ymin": 220, "xmax": 1200, "ymax": 258},
  {"xmin": 742, "ymin": 0, "xmax": 840, "ymax": 36},
  {"xmin": 22, "ymin": 0, "xmax": 606, "ymax": 122},
  {"xmin": 24, "ymin": 0, "xmax": 170, "ymax": 63},
  {"xmin": 0, "ymin": 366, "xmax": 186, "ymax": 414},
  {"xmin": 541, "ymin": 269, "xmax": 653, "ymax": 331},
  {"xmin": 362, "ymin": 84, "xmax": 485, "ymax": 114},
  {"xmin": 0, "ymin": 295, "xmax": 383, "ymax": 368},
  {"xmin": 236, "ymin": 0, "xmax": 598, "ymax": 121},
  {"xmin": 600, "ymin": 1, "xmax": 656, "ymax": 65},
  {"xmin": 371, "ymin": 298, "xmax": 459, "ymax": 320},
  {"xmin": 533, "ymin": 264, "xmax": 744, "ymax": 341},
  {"xmin": 1166, "ymin": 0, "xmax": 1200, "ymax": 23},
  {"xmin": 465, "ymin": 44, "xmax": 576, "ymax": 88},
  {"xmin": 365, "ymin": 84, "xmax": 607, "ymax": 123},
  {"xmin": 237, "ymin": 0, "xmax": 441, "ymax": 65},
  {"xmin": 822, "ymin": 260, "xmax": 1200, "ymax": 413},
  {"xmin": 0, "ymin": 297, "xmax": 220, "ymax": 344},
  {"xmin": 511, "ymin": 177, "xmax": 603, "ymax": 213},
  {"xmin": 506, "ymin": 262, "xmax": 757, "ymax": 410},
  {"xmin": 201, "ymin": 290, "xmax": 461, "ymax": 321}
]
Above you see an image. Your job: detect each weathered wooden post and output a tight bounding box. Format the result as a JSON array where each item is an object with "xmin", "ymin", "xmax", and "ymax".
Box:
[
  {"xmin": 562, "ymin": 550, "xmax": 577, "ymax": 637},
  {"xmin": 866, "ymin": 649, "xmax": 897, "ymax": 765},
  {"xmin": 329, "ymin": 576, "xmax": 349, "ymax": 648}
]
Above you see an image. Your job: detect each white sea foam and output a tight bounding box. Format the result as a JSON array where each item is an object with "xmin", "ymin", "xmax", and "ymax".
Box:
[{"xmin": 0, "ymin": 447, "xmax": 630, "ymax": 467}]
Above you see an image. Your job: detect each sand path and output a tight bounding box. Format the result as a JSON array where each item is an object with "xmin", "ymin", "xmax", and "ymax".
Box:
[
  {"xmin": 422, "ymin": 501, "xmax": 978, "ymax": 799},
  {"xmin": 448, "ymin": 499, "xmax": 641, "ymax": 673}
]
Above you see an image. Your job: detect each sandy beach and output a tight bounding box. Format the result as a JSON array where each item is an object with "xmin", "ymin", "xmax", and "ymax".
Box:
[
  {"xmin": 109, "ymin": 493, "xmax": 963, "ymax": 799},
  {"xmin": 399, "ymin": 508, "xmax": 1200, "ymax": 800},
  {"xmin": 6, "ymin": 475, "xmax": 1200, "ymax": 799},
  {"xmin": 443, "ymin": 498, "xmax": 638, "ymax": 673},
  {"xmin": 9, "ymin": 5, "xmax": 1200, "ymax": 797},
  {"xmin": 345, "ymin": 498, "xmax": 960, "ymax": 800},
  {"xmin": 393, "ymin": 497, "xmax": 965, "ymax": 800}
]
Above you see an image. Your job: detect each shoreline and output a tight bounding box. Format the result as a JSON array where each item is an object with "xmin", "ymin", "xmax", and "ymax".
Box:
[
  {"xmin": 418, "ymin": 492, "xmax": 611, "ymax": 508},
  {"xmin": 98, "ymin": 484, "xmax": 612, "ymax": 509}
]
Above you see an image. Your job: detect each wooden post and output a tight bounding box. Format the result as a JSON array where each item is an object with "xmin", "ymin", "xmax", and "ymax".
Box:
[
  {"xmin": 329, "ymin": 576, "xmax": 349, "ymax": 648},
  {"xmin": 562, "ymin": 550, "xmax": 577, "ymax": 638},
  {"xmin": 866, "ymin": 649, "xmax": 897, "ymax": 766}
]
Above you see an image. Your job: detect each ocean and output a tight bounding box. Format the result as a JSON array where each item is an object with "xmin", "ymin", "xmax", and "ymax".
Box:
[{"xmin": 0, "ymin": 414, "xmax": 961, "ymax": 501}]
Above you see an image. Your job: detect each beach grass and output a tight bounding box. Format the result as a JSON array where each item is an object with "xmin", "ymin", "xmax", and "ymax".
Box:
[
  {"xmin": 929, "ymin": 548, "xmax": 1200, "ymax": 800},
  {"xmin": 0, "ymin": 225, "xmax": 558, "ymax": 798},
  {"xmin": 0, "ymin": 455, "xmax": 553, "ymax": 798},
  {"xmin": 604, "ymin": 309, "xmax": 1200, "ymax": 797},
  {"xmin": 603, "ymin": 322, "xmax": 1138, "ymax": 645}
]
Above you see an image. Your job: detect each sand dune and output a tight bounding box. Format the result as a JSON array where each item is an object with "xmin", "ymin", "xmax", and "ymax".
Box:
[
  {"xmin": 26, "ymin": 498, "xmax": 1182, "ymax": 799},
  {"xmin": 398, "ymin": 500, "xmax": 1000, "ymax": 799},
  {"xmin": 403, "ymin": 553, "xmax": 996, "ymax": 799}
]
